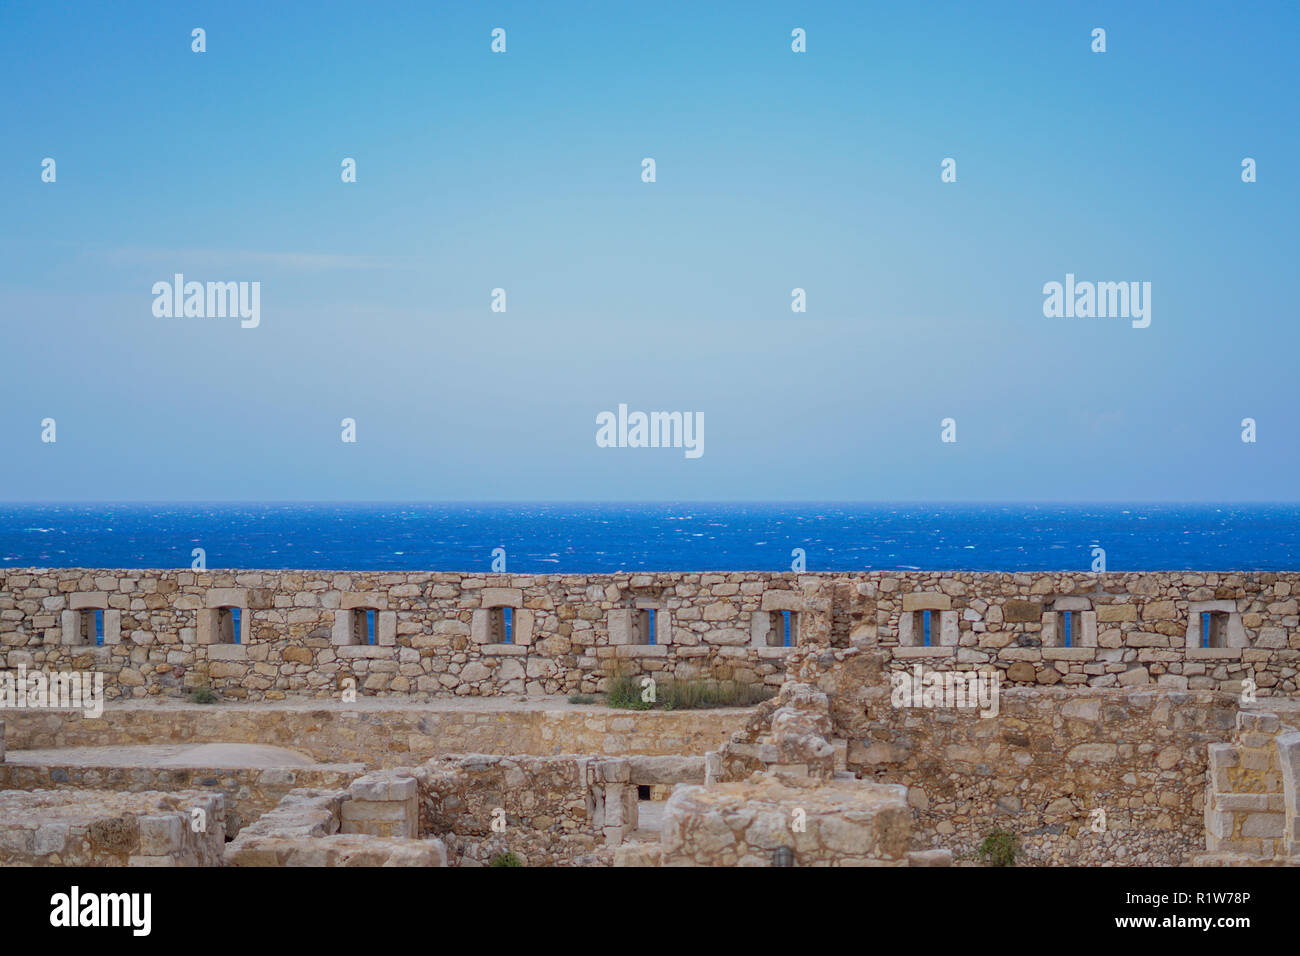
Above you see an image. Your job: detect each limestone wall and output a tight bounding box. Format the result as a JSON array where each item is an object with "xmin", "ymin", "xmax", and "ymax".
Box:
[
  {"xmin": 0, "ymin": 761, "xmax": 361, "ymax": 835},
  {"xmin": 0, "ymin": 569, "xmax": 1297, "ymax": 701},
  {"xmin": 659, "ymin": 775, "xmax": 913, "ymax": 867},
  {"xmin": 0, "ymin": 789, "xmax": 225, "ymax": 866},
  {"xmin": 0, "ymin": 701, "xmax": 747, "ymax": 766},
  {"xmin": 418, "ymin": 754, "xmax": 614, "ymax": 865},
  {"xmin": 225, "ymin": 781, "xmax": 446, "ymax": 866}
]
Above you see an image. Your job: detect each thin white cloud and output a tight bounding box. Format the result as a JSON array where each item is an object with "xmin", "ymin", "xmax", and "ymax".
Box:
[{"xmin": 94, "ymin": 245, "xmax": 417, "ymax": 271}]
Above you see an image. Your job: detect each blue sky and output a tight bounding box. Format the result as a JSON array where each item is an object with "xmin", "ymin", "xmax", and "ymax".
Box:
[{"xmin": 1, "ymin": 1, "xmax": 1297, "ymax": 501}]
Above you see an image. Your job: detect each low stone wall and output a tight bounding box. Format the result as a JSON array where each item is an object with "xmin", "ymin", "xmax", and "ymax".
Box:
[
  {"xmin": 1, "ymin": 569, "xmax": 1296, "ymax": 702},
  {"xmin": 0, "ymin": 789, "xmax": 225, "ymax": 866},
  {"xmin": 225, "ymin": 779, "xmax": 445, "ymax": 866},
  {"xmin": 414, "ymin": 752, "xmax": 708, "ymax": 866},
  {"xmin": 660, "ymin": 775, "xmax": 913, "ymax": 867},
  {"xmin": 0, "ymin": 701, "xmax": 747, "ymax": 766},
  {"xmin": 418, "ymin": 754, "xmax": 610, "ymax": 865},
  {"xmin": 0, "ymin": 761, "xmax": 362, "ymax": 835}
]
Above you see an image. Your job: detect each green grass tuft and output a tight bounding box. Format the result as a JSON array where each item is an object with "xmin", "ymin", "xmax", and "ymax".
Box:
[{"xmin": 976, "ymin": 828, "xmax": 1020, "ymax": 867}]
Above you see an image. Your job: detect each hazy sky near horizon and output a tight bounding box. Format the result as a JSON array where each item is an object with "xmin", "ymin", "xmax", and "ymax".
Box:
[{"xmin": 2, "ymin": 1, "xmax": 1297, "ymax": 502}]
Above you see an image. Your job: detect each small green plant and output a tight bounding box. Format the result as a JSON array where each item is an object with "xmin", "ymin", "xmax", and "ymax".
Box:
[
  {"xmin": 489, "ymin": 851, "xmax": 522, "ymax": 867},
  {"xmin": 191, "ymin": 684, "xmax": 219, "ymax": 704},
  {"xmin": 976, "ymin": 828, "xmax": 1020, "ymax": 867},
  {"xmin": 604, "ymin": 665, "xmax": 774, "ymax": 711},
  {"xmin": 656, "ymin": 677, "xmax": 774, "ymax": 710},
  {"xmin": 568, "ymin": 693, "xmax": 596, "ymax": 705},
  {"xmin": 604, "ymin": 667, "xmax": 653, "ymax": 711}
]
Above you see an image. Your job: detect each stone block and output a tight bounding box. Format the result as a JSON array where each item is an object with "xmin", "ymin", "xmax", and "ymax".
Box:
[
  {"xmin": 332, "ymin": 609, "xmax": 353, "ymax": 645},
  {"xmin": 341, "ymin": 592, "xmax": 388, "ymax": 611},
  {"xmin": 204, "ymin": 588, "xmax": 248, "ymax": 609},
  {"xmin": 939, "ymin": 610, "xmax": 959, "ymax": 646},
  {"xmin": 1053, "ymin": 596, "xmax": 1092, "ymax": 611},
  {"xmin": 761, "ymin": 590, "xmax": 806, "ymax": 613},
  {"xmin": 1096, "ymin": 604, "xmax": 1137, "ymax": 623},
  {"xmin": 512, "ymin": 608, "xmax": 534, "ymax": 646},
  {"xmin": 1142, "ymin": 600, "xmax": 1178, "ymax": 620},
  {"xmin": 902, "ymin": 593, "xmax": 951, "ymax": 612},
  {"xmin": 1003, "ymin": 600, "xmax": 1042, "ymax": 623},
  {"xmin": 138, "ymin": 815, "xmax": 185, "ymax": 855},
  {"xmin": 68, "ymin": 592, "xmax": 108, "ymax": 610},
  {"xmin": 377, "ymin": 610, "xmax": 397, "ymax": 646},
  {"xmin": 61, "ymin": 610, "xmax": 85, "ymax": 646},
  {"xmin": 607, "ymin": 608, "xmax": 635, "ymax": 646},
  {"xmin": 481, "ymin": 588, "xmax": 523, "ymax": 608},
  {"xmin": 1241, "ymin": 813, "xmax": 1285, "ymax": 839}
]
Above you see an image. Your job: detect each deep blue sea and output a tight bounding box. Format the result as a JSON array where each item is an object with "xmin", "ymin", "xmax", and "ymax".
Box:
[{"xmin": 0, "ymin": 503, "xmax": 1297, "ymax": 572}]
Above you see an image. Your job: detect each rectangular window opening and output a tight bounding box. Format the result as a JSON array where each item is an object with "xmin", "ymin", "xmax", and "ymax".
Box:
[
  {"xmin": 216, "ymin": 607, "xmax": 242, "ymax": 645},
  {"xmin": 637, "ymin": 608, "xmax": 657, "ymax": 646},
  {"xmin": 769, "ymin": 610, "xmax": 799, "ymax": 647},
  {"xmin": 80, "ymin": 609, "xmax": 105, "ymax": 646},
  {"xmin": 922, "ymin": 609, "xmax": 932, "ymax": 647},
  {"xmin": 488, "ymin": 606, "xmax": 514, "ymax": 644},
  {"xmin": 1202, "ymin": 611, "xmax": 1229, "ymax": 649},
  {"xmin": 350, "ymin": 608, "xmax": 380, "ymax": 646}
]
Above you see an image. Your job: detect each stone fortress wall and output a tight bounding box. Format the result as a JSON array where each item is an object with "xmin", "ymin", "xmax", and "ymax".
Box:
[{"xmin": 1, "ymin": 569, "xmax": 1296, "ymax": 701}]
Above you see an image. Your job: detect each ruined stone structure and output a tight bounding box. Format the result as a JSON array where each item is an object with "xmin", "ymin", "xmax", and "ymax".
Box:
[
  {"xmin": 1199, "ymin": 710, "xmax": 1300, "ymax": 862},
  {"xmin": 1, "ymin": 568, "xmax": 1297, "ymax": 867},
  {"xmin": 0, "ymin": 788, "xmax": 226, "ymax": 866}
]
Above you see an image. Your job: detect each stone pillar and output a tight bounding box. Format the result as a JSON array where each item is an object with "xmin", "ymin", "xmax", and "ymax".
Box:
[
  {"xmin": 1276, "ymin": 731, "xmax": 1300, "ymax": 859},
  {"xmin": 341, "ymin": 772, "xmax": 419, "ymax": 839},
  {"xmin": 331, "ymin": 609, "xmax": 354, "ymax": 645},
  {"xmin": 1205, "ymin": 712, "xmax": 1290, "ymax": 858},
  {"xmin": 596, "ymin": 759, "xmax": 634, "ymax": 845},
  {"xmin": 607, "ymin": 609, "xmax": 635, "ymax": 646},
  {"xmin": 0, "ymin": 718, "xmax": 5, "ymax": 763},
  {"xmin": 704, "ymin": 751, "xmax": 722, "ymax": 785}
]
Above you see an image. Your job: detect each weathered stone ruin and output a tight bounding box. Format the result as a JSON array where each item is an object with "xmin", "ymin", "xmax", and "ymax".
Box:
[{"xmin": 1, "ymin": 569, "xmax": 1297, "ymax": 866}]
